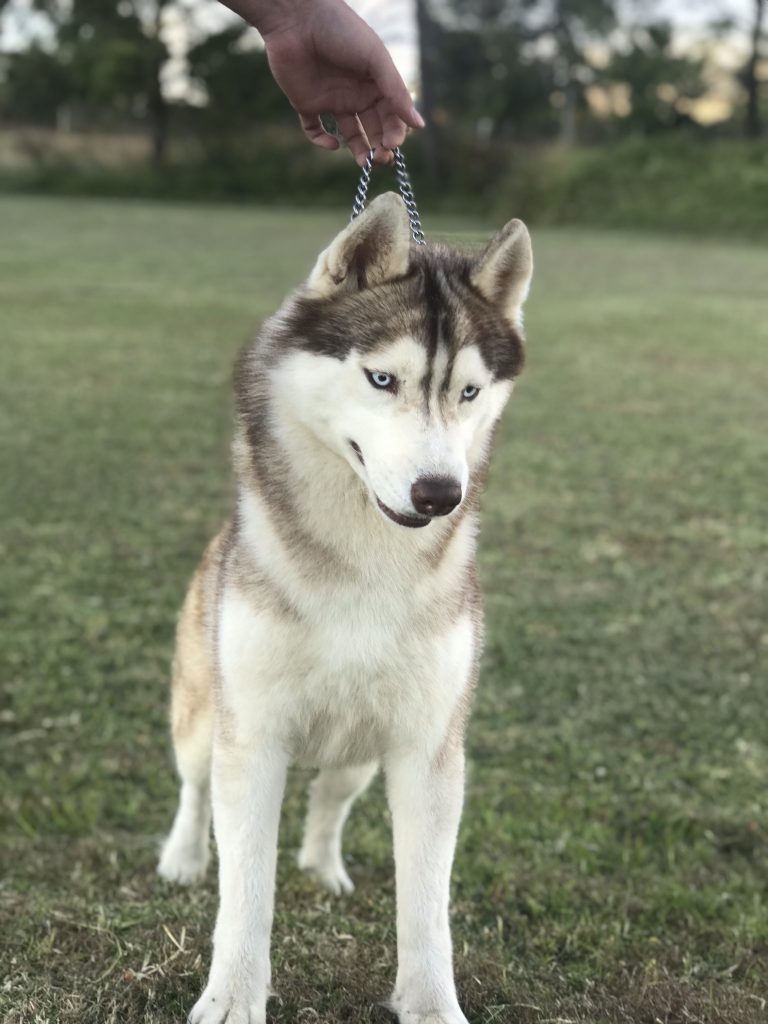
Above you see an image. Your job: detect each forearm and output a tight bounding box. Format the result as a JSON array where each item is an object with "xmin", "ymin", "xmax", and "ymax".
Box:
[{"xmin": 218, "ymin": 0, "xmax": 326, "ymax": 36}]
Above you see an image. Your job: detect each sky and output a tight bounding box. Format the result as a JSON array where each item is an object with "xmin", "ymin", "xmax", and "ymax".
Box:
[{"xmin": 651, "ymin": 0, "xmax": 750, "ymax": 33}]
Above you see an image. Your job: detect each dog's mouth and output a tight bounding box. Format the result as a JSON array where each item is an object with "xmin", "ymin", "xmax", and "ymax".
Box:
[
  {"xmin": 349, "ymin": 440, "xmax": 432, "ymax": 530},
  {"xmin": 349, "ymin": 440, "xmax": 364, "ymax": 466},
  {"xmin": 375, "ymin": 497, "xmax": 431, "ymax": 529}
]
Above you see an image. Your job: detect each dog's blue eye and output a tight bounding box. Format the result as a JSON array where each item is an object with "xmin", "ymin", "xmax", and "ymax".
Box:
[
  {"xmin": 461, "ymin": 385, "xmax": 480, "ymax": 402},
  {"xmin": 366, "ymin": 369, "xmax": 396, "ymax": 391}
]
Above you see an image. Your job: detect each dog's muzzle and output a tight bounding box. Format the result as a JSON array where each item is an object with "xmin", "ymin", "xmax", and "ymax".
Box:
[{"xmin": 349, "ymin": 441, "xmax": 462, "ymax": 529}]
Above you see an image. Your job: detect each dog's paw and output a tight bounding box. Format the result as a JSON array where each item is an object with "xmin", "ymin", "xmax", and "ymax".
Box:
[
  {"xmin": 297, "ymin": 845, "xmax": 354, "ymax": 895},
  {"xmin": 398, "ymin": 1016, "xmax": 469, "ymax": 1024},
  {"xmin": 157, "ymin": 838, "xmax": 210, "ymax": 886},
  {"xmin": 398, "ymin": 1015, "xmax": 469, "ymax": 1024},
  {"xmin": 388, "ymin": 995, "xmax": 470, "ymax": 1024},
  {"xmin": 188, "ymin": 985, "xmax": 265, "ymax": 1024}
]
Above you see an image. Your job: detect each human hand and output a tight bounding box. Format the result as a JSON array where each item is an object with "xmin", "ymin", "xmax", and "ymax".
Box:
[{"xmin": 259, "ymin": 0, "xmax": 424, "ymax": 165}]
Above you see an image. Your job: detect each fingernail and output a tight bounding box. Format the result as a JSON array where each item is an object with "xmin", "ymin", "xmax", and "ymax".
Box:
[{"xmin": 411, "ymin": 106, "xmax": 426, "ymax": 128}]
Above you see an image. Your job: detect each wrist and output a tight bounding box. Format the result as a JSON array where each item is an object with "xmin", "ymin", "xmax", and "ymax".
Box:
[{"xmin": 257, "ymin": 0, "xmax": 332, "ymax": 39}]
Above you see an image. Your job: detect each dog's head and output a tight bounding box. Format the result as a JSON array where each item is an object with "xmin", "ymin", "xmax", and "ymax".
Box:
[{"xmin": 257, "ymin": 193, "xmax": 533, "ymax": 529}]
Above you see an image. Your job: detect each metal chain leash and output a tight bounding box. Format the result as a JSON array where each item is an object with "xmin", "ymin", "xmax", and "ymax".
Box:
[
  {"xmin": 350, "ymin": 152, "xmax": 372, "ymax": 221},
  {"xmin": 350, "ymin": 147, "xmax": 426, "ymax": 245},
  {"xmin": 393, "ymin": 147, "xmax": 426, "ymax": 245}
]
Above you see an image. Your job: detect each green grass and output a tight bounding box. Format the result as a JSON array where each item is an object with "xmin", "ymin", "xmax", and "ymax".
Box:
[{"xmin": 1, "ymin": 197, "xmax": 766, "ymax": 1024}]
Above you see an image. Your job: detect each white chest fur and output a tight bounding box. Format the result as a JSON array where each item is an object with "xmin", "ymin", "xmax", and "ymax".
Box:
[{"xmin": 218, "ymin": 487, "xmax": 477, "ymax": 768}]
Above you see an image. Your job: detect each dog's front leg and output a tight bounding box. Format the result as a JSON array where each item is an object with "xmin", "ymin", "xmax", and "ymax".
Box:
[
  {"xmin": 189, "ymin": 735, "xmax": 288, "ymax": 1024},
  {"xmin": 386, "ymin": 742, "xmax": 469, "ymax": 1024}
]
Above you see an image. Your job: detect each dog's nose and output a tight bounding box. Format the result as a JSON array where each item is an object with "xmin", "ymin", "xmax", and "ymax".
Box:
[{"xmin": 411, "ymin": 476, "xmax": 462, "ymax": 517}]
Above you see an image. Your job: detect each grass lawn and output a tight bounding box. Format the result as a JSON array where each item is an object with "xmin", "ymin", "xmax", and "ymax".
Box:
[{"xmin": 1, "ymin": 196, "xmax": 766, "ymax": 1024}]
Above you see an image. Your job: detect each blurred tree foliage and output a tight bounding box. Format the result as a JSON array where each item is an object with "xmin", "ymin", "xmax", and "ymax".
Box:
[
  {"xmin": 1, "ymin": 42, "xmax": 70, "ymax": 124},
  {"xmin": 744, "ymin": 0, "xmax": 766, "ymax": 138},
  {"xmin": 414, "ymin": 0, "xmax": 620, "ymax": 181},
  {"xmin": 427, "ymin": 22, "xmax": 559, "ymax": 141},
  {"xmin": 602, "ymin": 21, "xmax": 706, "ymax": 134},
  {"xmin": 406, "ymin": 0, "xmax": 743, "ymax": 182},
  {"xmin": 524, "ymin": 0, "xmax": 617, "ymax": 144},
  {"xmin": 443, "ymin": 0, "xmax": 616, "ymax": 144},
  {"xmin": 0, "ymin": 0, "xmax": 171, "ymax": 164},
  {"xmin": 186, "ymin": 25, "xmax": 286, "ymax": 158}
]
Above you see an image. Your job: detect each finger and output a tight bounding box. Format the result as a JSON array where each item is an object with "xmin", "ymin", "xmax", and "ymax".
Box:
[
  {"xmin": 299, "ymin": 113, "xmax": 341, "ymax": 150},
  {"xmin": 335, "ymin": 113, "xmax": 372, "ymax": 166},
  {"xmin": 358, "ymin": 108, "xmax": 392, "ymax": 165},
  {"xmin": 367, "ymin": 46, "xmax": 424, "ymax": 130},
  {"xmin": 358, "ymin": 106, "xmax": 383, "ymax": 152},
  {"xmin": 376, "ymin": 99, "xmax": 409, "ymax": 151}
]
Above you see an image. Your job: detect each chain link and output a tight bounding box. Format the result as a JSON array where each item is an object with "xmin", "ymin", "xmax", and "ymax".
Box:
[
  {"xmin": 350, "ymin": 151, "xmax": 372, "ymax": 221},
  {"xmin": 392, "ymin": 147, "xmax": 426, "ymax": 245},
  {"xmin": 350, "ymin": 147, "xmax": 426, "ymax": 245}
]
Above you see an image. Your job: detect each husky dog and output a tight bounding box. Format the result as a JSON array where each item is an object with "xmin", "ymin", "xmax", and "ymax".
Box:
[{"xmin": 158, "ymin": 193, "xmax": 533, "ymax": 1024}]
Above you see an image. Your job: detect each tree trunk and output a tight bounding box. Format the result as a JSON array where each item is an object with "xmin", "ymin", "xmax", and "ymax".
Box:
[
  {"xmin": 147, "ymin": 2, "xmax": 170, "ymax": 169},
  {"xmin": 415, "ymin": 0, "xmax": 441, "ymax": 182},
  {"xmin": 746, "ymin": 0, "xmax": 765, "ymax": 138},
  {"xmin": 560, "ymin": 75, "xmax": 578, "ymax": 145},
  {"xmin": 555, "ymin": 9, "xmax": 578, "ymax": 146},
  {"xmin": 147, "ymin": 71, "xmax": 167, "ymax": 168}
]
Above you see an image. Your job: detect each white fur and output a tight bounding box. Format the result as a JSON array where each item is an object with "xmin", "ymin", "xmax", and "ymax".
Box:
[
  {"xmin": 158, "ymin": 705, "xmax": 212, "ymax": 884},
  {"xmin": 189, "ymin": 574, "xmax": 476, "ymax": 1024},
  {"xmin": 298, "ymin": 762, "xmax": 378, "ymax": 894}
]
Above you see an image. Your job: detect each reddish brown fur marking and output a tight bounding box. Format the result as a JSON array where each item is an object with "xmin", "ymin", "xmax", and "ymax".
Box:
[{"xmin": 170, "ymin": 528, "xmax": 228, "ymax": 743}]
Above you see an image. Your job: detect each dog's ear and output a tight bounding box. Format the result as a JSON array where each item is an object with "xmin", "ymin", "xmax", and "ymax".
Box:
[
  {"xmin": 470, "ymin": 219, "xmax": 533, "ymax": 329},
  {"xmin": 306, "ymin": 192, "xmax": 411, "ymax": 298}
]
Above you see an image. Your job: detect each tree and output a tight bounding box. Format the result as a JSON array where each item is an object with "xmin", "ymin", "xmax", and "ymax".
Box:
[
  {"xmin": 604, "ymin": 21, "xmax": 706, "ymax": 135},
  {"xmin": 745, "ymin": 0, "xmax": 766, "ymax": 138},
  {"xmin": 429, "ymin": 24, "xmax": 558, "ymax": 141},
  {"xmin": 63, "ymin": 1, "xmax": 172, "ymax": 166},
  {"xmin": 524, "ymin": 0, "xmax": 617, "ymax": 143},
  {"xmin": 186, "ymin": 25, "xmax": 288, "ymax": 157},
  {"xmin": 0, "ymin": 0, "xmax": 172, "ymax": 166},
  {"xmin": 444, "ymin": 0, "xmax": 618, "ymax": 144},
  {"xmin": 0, "ymin": 43, "xmax": 71, "ymax": 125},
  {"xmin": 415, "ymin": 0, "xmax": 443, "ymax": 181}
]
